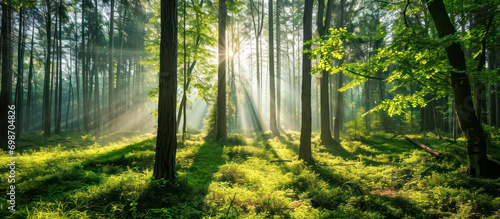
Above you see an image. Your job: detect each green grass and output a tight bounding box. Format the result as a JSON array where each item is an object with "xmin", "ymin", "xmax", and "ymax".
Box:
[{"xmin": 1, "ymin": 130, "xmax": 499, "ymax": 218}]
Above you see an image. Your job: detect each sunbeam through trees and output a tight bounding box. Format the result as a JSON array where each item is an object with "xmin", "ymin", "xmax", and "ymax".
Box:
[{"xmin": 1, "ymin": 0, "xmax": 500, "ymax": 217}]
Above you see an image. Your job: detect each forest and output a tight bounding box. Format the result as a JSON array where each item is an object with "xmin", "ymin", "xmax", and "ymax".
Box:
[{"xmin": 1, "ymin": 0, "xmax": 500, "ymax": 217}]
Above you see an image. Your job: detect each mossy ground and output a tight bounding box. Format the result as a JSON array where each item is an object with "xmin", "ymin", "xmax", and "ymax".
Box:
[{"xmin": 1, "ymin": 131, "xmax": 499, "ymax": 218}]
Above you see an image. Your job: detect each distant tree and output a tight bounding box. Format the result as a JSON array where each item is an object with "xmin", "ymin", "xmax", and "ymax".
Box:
[
  {"xmin": 108, "ymin": 0, "xmax": 115, "ymax": 132},
  {"xmin": 269, "ymin": 0, "xmax": 279, "ymax": 136},
  {"xmin": 299, "ymin": 0, "xmax": 313, "ymax": 162},
  {"xmin": 15, "ymin": 8, "xmax": 26, "ymax": 138},
  {"xmin": 333, "ymin": 0, "xmax": 345, "ymax": 141},
  {"xmin": 153, "ymin": 0, "xmax": 177, "ymax": 180},
  {"xmin": 43, "ymin": 0, "xmax": 53, "ymax": 136},
  {"xmin": 249, "ymin": 0, "xmax": 265, "ymax": 114},
  {"xmin": 0, "ymin": 3, "xmax": 13, "ymax": 148},
  {"xmin": 216, "ymin": 0, "xmax": 227, "ymax": 140},
  {"xmin": 276, "ymin": 0, "xmax": 282, "ymax": 130},
  {"xmin": 26, "ymin": 15, "xmax": 35, "ymax": 131}
]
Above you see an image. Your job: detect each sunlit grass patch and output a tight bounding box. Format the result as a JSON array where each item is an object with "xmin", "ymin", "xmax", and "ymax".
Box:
[{"xmin": 2, "ymin": 130, "xmax": 500, "ymax": 218}]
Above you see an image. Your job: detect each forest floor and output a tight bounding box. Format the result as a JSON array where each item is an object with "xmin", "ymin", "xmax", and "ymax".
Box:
[{"xmin": 1, "ymin": 130, "xmax": 500, "ymax": 218}]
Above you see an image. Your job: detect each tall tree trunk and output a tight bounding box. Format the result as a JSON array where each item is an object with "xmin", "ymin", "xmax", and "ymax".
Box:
[
  {"xmin": 216, "ymin": 0, "xmax": 227, "ymax": 140},
  {"xmin": 56, "ymin": 5, "xmax": 63, "ymax": 134},
  {"xmin": 154, "ymin": 0, "xmax": 178, "ymax": 181},
  {"xmin": 269, "ymin": 0, "xmax": 279, "ymax": 136},
  {"xmin": 94, "ymin": 0, "xmax": 100, "ymax": 131},
  {"xmin": 66, "ymin": 74, "xmax": 72, "ymax": 129},
  {"xmin": 16, "ymin": 8, "xmax": 26, "ymax": 138},
  {"xmin": 317, "ymin": 0, "xmax": 336, "ymax": 145},
  {"xmin": 26, "ymin": 16, "xmax": 35, "ymax": 131},
  {"xmin": 0, "ymin": 3, "xmax": 13, "ymax": 147},
  {"xmin": 299, "ymin": 0, "xmax": 313, "ymax": 162},
  {"xmin": 176, "ymin": 61, "xmax": 196, "ymax": 130},
  {"xmin": 489, "ymin": 46, "xmax": 497, "ymax": 127},
  {"xmin": 249, "ymin": 0, "xmax": 264, "ymax": 116},
  {"xmin": 82, "ymin": 0, "xmax": 90, "ymax": 132},
  {"xmin": 43, "ymin": 0, "xmax": 52, "ymax": 136},
  {"xmin": 276, "ymin": 0, "xmax": 281, "ymax": 130},
  {"xmin": 115, "ymin": 6, "xmax": 127, "ymax": 129},
  {"xmin": 426, "ymin": 0, "xmax": 497, "ymax": 177},
  {"xmin": 53, "ymin": 7, "xmax": 59, "ymax": 134},
  {"xmin": 182, "ymin": 0, "xmax": 187, "ymax": 140},
  {"xmin": 333, "ymin": 0, "xmax": 346, "ymax": 141},
  {"xmin": 292, "ymin": 22, "xmax": 296, "ymax": 126},
  {"xmin": 75, "ymin": 27, "xmax": 81, "ymax": 131},
  {"xmin": 108, "ymin": 0, "xmax": 115, "ymax": 132}
]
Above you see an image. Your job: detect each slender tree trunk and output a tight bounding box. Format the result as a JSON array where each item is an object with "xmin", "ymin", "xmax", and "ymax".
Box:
[
  {"xmin": 94, "ymin": 0, "xmax": 100, "ymax": 131},
  {"xmin": 489, "ymin": 47, "xmax": 497, "ymax": 126},
  {"xmin": 292, "ymin": 23, "xmax": 296, "ymax": 126},
  {"xmin": 75, "ymin": 27, "xmax": 81, "ymax": 131},
  {"xmin": 108, "ymin": 0, "xmax": 115, "ymax": 132},
  {"xmin": 276, "ymin": 0, "xmax": 281, "ymax": 130},
  {"xmin": 43, "ymin": 1, "xmax": 52, "ymax": 136},
  {"xmin": 56, "ymin": 5, "xmax": 63, "ymax": 134},
  {"xmin": 176, "ymin": 62, "xmax": 196, "ymax": 130},
  {"xmin": 66, "ymin": 74, "xmax": 72, "ymax": 129},
  {"xmin": 82, "ymin": 0, "xmax": 90, "ymax": 132},
  {"xmin": 154, "ymin": 0, "xmax": 178, "ymax": 181},
  {"xmin": 182, "ymin": 0, "xmax": 187, "ymax": 140},
  {"xmin": 26, "ymin": 16, "xmax": 35, "ymax": 131},
  {"xmin": 333, "ymin": 0, "xmax": 346, "ymax": 141},
  {"xmin": 317, "ymin": 0, "xmax": 336, "ymax": 144},
  {"xmin": 16, "ymin": 8, "xmax": 26, "ymax": 138},
  {"xmin": 269, "ymin": 0, "xmax": 279, "ymax": 136},
  {"xmin": 299, "ymin": 0, "xmax": 313, "ymax": 162},
  {"xmin": 115, "ymin": 6, "xmax": 127, "ymax": 129},
  {"xmin": 216, "ymin": 0, "xmax": 227, "ymax": 140},
  {"xmin": 0, "ymin": 3, "xmax": 13, "ymax": 147}
]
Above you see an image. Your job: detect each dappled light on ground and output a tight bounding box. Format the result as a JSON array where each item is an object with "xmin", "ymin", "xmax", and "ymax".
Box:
[{"xmin": 1, "ymin": 131, "xmax": 499, "ymax": 218}]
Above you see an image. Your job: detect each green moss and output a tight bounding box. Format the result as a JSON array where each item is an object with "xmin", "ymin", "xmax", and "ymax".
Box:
[{"xmin": 2, "ymin": 131, "xmax": 499, "ymax": 218}]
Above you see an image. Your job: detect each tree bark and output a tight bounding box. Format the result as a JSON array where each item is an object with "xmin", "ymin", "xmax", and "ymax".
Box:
[
  {"xmin": 216, "ymin": 0, "xmax": 227, "ymax": 140},
  {"xmin": 276, "ymin": 0, "xmax": 281, "ymax": 130},
  {"xmin": 426, "ymin": 0, "xmax": 493, "ymax": 177},
  {"xmin": 299, "ymin": 0, "xmax": 313, "ymax": 162},
  {"xmin": 269, "ymin": 0, "xmax": 279, "ymax": 136},
  {"xmin": 94, "ymin": 0, "xmax": 100, "ymax": 131},
  {"xmin": 26, "ymin": 16, "xmax": 35, "ymax": 131},
  {"xmin": 0, "ymin": 3, "xmax": 13, "ymax": 148},
  {"xmin": 43, "ymin": 0, "xmax": 52, "ymax": 136},
  {"xmin": 15, "ymin": 8, "xmax": 26, "ymax": 138},
  {"xmin": 108, "ymin": 0, "xmax": 115, "ymax": 132},
  {"xmin": 56, "ymin": 4, "xmax": 63, "ymax": 134},
  {"xmin": 154, "ymin": 0, "xmax": 177, "ymax": 181},
  {"xmin": 317, "ymin": 0, "xmax": 336, "ymax": 145}
]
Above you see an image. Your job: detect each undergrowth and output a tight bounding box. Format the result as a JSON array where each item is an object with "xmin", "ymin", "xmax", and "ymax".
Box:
[{"xmin": 1, "ymin": 130, "xmax": 499, "ymax": 218}]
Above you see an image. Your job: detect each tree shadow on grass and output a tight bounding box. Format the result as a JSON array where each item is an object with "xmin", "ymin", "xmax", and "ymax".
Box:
[
  {"xmin": 19, "ymin": 167, "xmax": 104, "ymax": 205},
  {"xmin": 17, "ymin": 138, "xmax": 156, "ymax": 208},
  {"xmin": 129, "ymin": 140, "xmax": 226, "ymax": 218},
  {"xmin": 277, "ymin": 135, "xmax": 299, "ymax": 154},
  {"xmin": 81, "ymin": 138, "xmax": 156, "ymax": 174},
  {"xmin": 358, "ymin": 137, "xmax": 415, "ymax": 155},
  {"xmin": 357, "ymin": 193, "xmax": 427, "ymax": 218}
]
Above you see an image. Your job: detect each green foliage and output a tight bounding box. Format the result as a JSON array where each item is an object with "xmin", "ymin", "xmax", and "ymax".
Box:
[
  {"xmin": 344, "ymin": 107, "xmax": 368, "ymax": 140},
  {"xmin": 143, "ymin": 0, "xmax": 218, "ymax": 105},
  {"xmin": 309, "ymin": 28, "xmax": 352, "ymax": 75},
  {"xmin": 3, "ymin": 130, "xmax": 500, "ymax": 218},
  {"xmin": 313, "ymin": 0, "xmax": 500, "ymax": 119}
]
